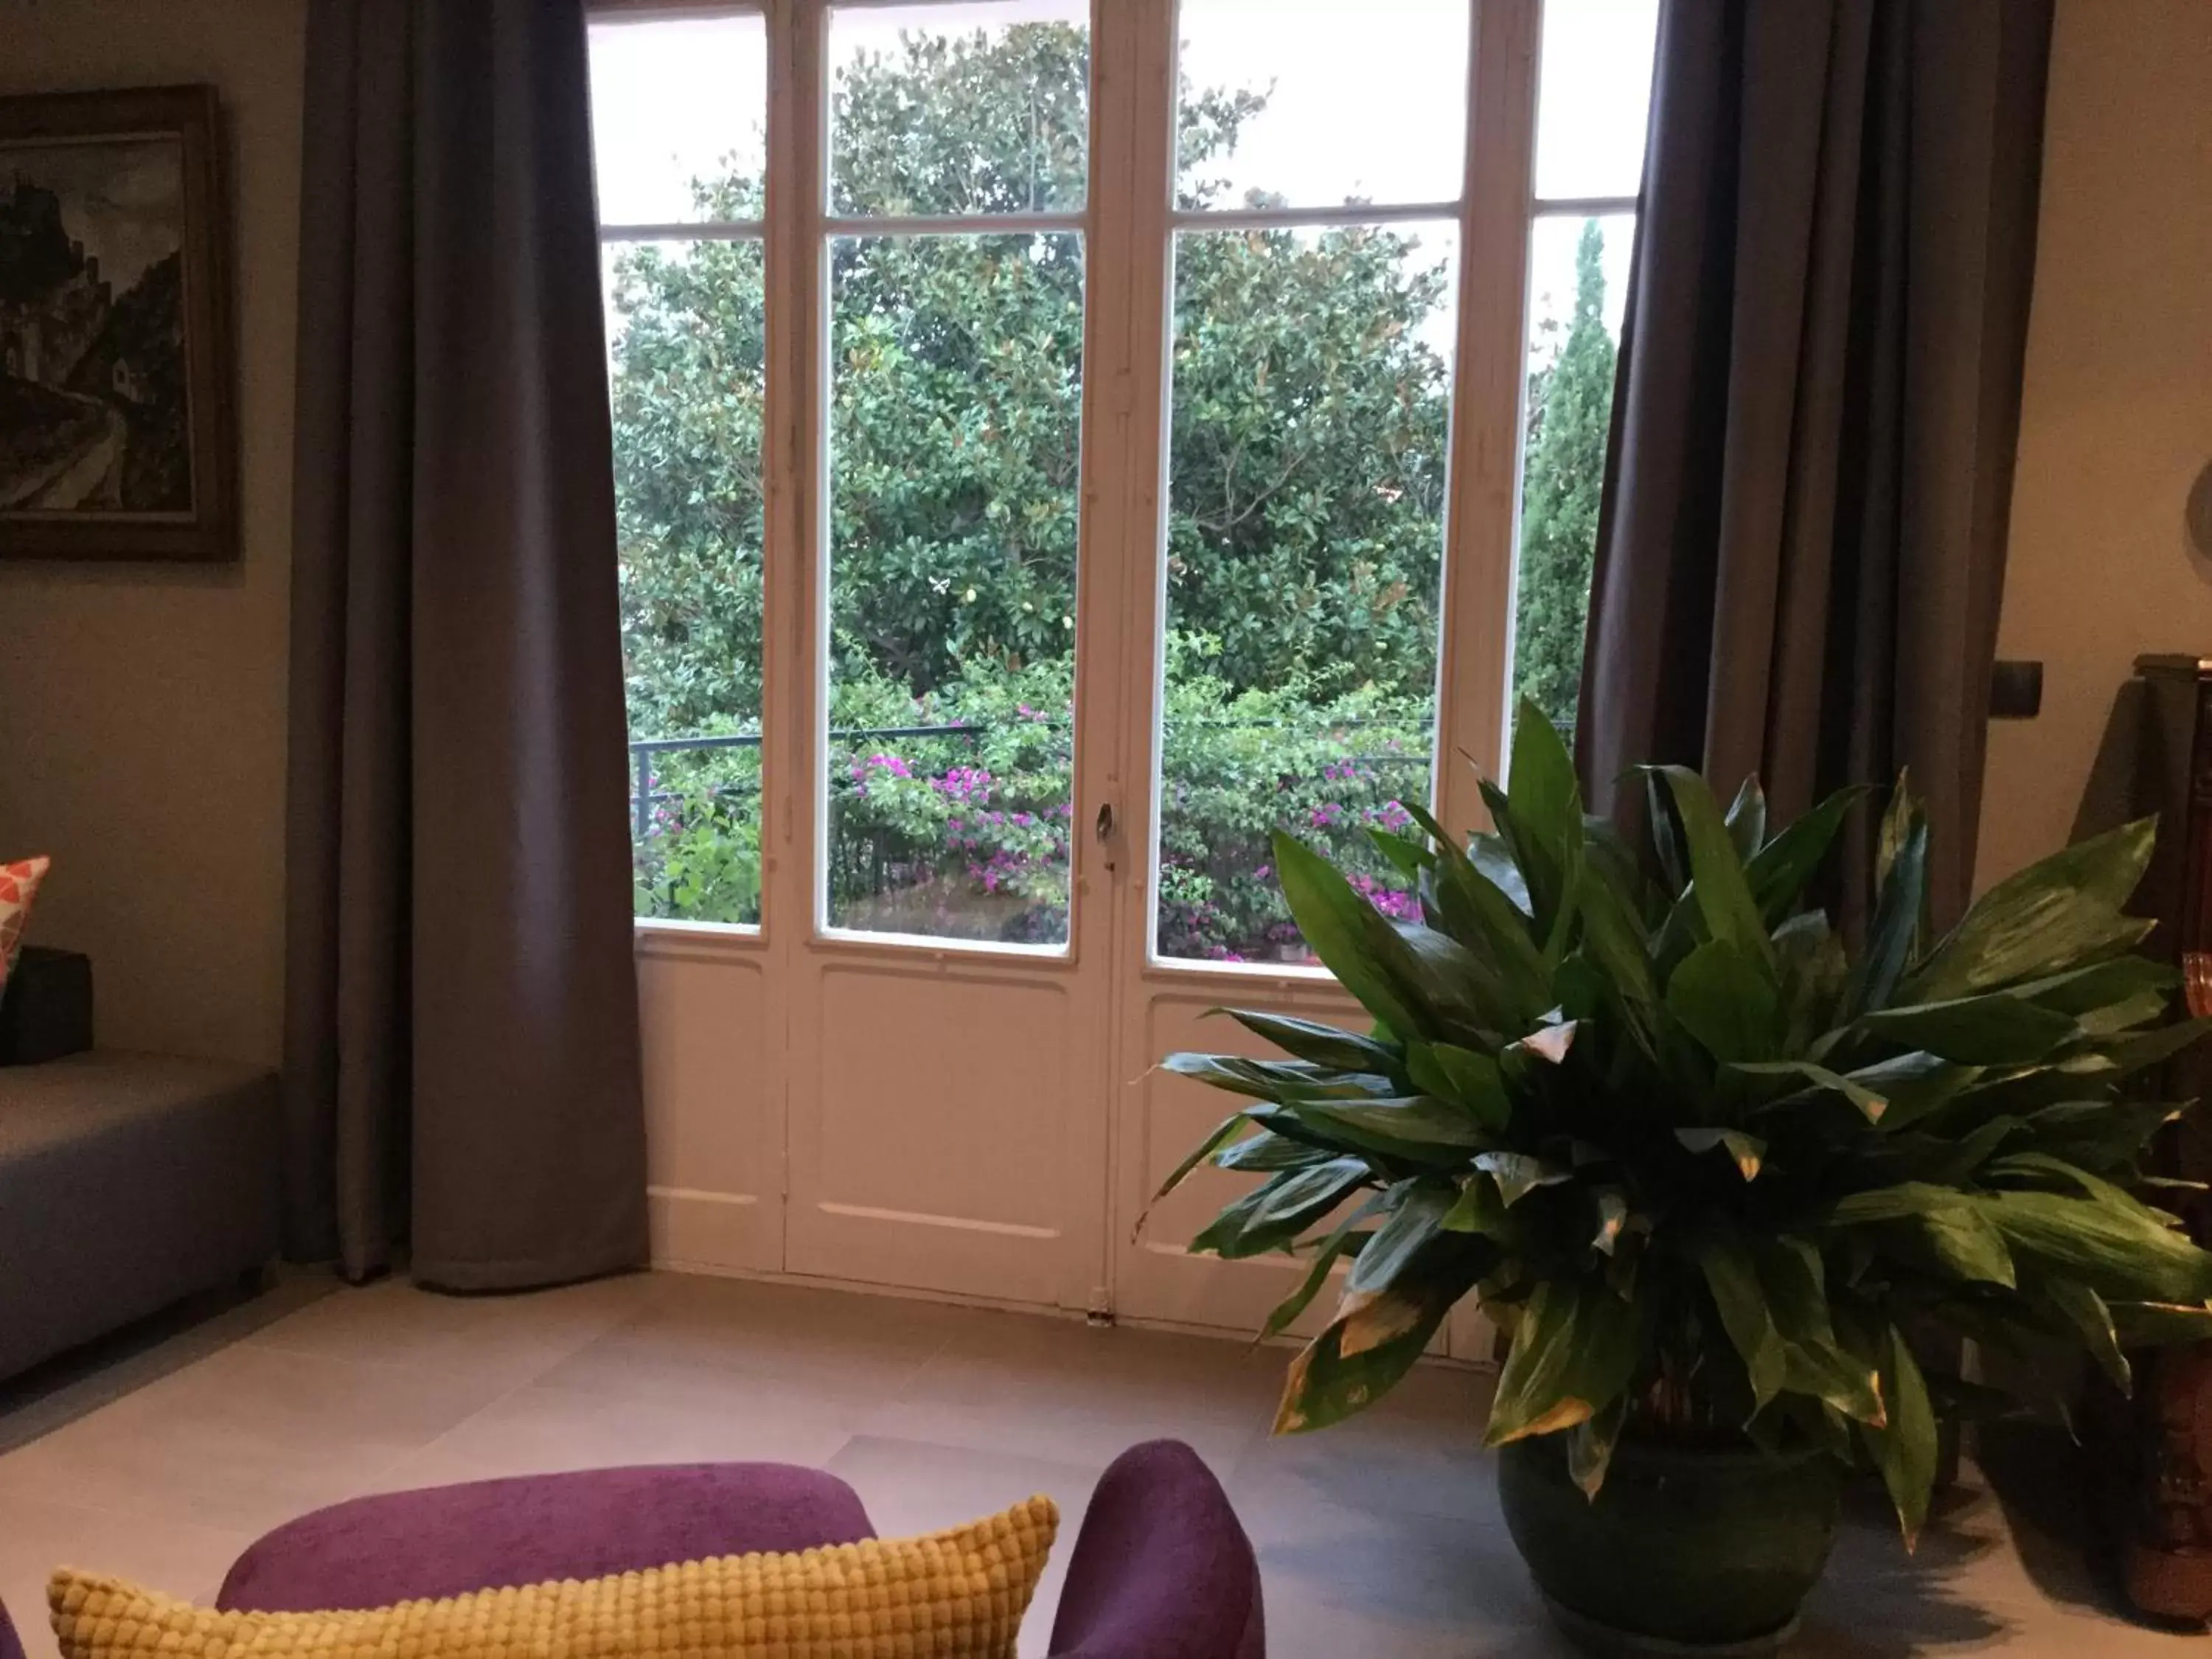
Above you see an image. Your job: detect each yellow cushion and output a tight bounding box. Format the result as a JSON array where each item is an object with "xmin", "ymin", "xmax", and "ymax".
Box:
[{"xmin": 49, "ymin": 1495, "xmax": 1058, "ymax": 1659}]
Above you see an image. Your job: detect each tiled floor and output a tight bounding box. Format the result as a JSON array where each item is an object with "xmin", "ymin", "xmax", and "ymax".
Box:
[{"xmin": 0, "ymin": 1270, "xmax": 2201, "ymax": 1657}]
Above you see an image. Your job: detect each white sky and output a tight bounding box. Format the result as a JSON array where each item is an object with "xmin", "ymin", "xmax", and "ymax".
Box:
[{"xmin": 586, "ymin": 0, "xmax": 1657, "ymax": 364}]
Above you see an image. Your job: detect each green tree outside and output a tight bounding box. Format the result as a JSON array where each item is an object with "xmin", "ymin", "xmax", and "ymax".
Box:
[
  {"xmin": 1512, "ymin": 218, "xmax": 1617, "ymax": 736},
  {"xmin": 604, "ymin": 22, "xmax": 1617, "ymax": 951}
]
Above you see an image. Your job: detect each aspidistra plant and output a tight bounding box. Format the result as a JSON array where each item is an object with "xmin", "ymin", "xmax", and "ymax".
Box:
[{"xmin": 1156, "ymin": 703, "xmax": 2212, "ymax": 1542}]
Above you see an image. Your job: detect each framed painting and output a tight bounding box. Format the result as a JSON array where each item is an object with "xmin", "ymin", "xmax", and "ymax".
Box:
[{"xmin": 0, "ymin": 84, "xmax": 234, "ymax": 560}]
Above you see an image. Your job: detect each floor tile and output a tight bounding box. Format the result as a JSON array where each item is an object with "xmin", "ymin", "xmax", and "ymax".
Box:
[
  {"xmin": 0, "ymin": 1493, "xmax": 250, "ymax": 1659},
  {"xmin": 0, "ymin": 1343, "xmax": 507, "ymax": 1536},
  {"xmin": 535, "ymin": 1273, "xmax": 981, "ymax": 1413},
  {"xmin": 1231, "ymin": 1357, "xmax": 1499, "ymax": 1524},
  {"xmin": 860, "ymin": 1311, "xmax": 1283, "ymax": 1472},
  {"xmin": 825, "ymin": 1434, "xmax": 1105, "ymax": 1659},
  {"xmin": 1239, "ymin": 1486, "xmax": 1564, "ymax": 1659},
  {"xmin": 369, "ymin": 1381, "xmax": 859, "ymax": 1494},
  {"xmin": 4, "ymin": 1269, "xmax": 2207, "ymax": 1658},
  {"xmin": 242, "ymin": 1274, "xmax": 643, "ymax": 1392}
]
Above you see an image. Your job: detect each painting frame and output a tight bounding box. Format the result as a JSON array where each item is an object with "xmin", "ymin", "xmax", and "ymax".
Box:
[{"xmin": 0, "ymin": 84, "xmax": 235, "ymax": 562}]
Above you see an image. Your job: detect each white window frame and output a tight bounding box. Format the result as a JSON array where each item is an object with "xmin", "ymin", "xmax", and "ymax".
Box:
[{"xmin": 589, "ymin": 0, "xmax": 1617, "ymax": 959}]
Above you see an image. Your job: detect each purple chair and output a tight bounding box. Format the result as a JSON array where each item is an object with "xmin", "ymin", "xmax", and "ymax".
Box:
[{"xmin": 216, "ymin": 1439, "xmax": 1263, "ymax": 1659}]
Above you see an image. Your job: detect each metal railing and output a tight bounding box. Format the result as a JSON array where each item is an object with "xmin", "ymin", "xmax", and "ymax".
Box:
[
  {"xmin": 627, "ymin": 715, "xmax": 1447, "ymax": 838},
  {"xmin": 630, "ymin": 722, "xmax": 994, "ymax": 838}
]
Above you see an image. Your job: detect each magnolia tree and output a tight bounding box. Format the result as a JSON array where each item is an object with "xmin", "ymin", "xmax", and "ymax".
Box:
[{"xmin": 607, "ymin": 22, "xmax": 1618, "ymax": 948}]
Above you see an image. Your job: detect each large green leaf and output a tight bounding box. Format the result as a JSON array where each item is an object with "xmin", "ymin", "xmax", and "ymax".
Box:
[
  {"xmin": 1907, "ymin": 818, "xmax": 2158, "ymax": 1003},
  {"xmin": 1261, "ymin": 1191, "xmax": 1391, "ymax": 1338},
  {"xmin": 1441, "ymin": 1172, "xmax": 1509, "ymax": 1236},
  {"xmin": 1692, "ymin": 1234, "xmax": 1787, "ymax": 1409},
  {"xmin": 1857, "ymin": 993, "xmax": 2078, "ymax": 1065},
  {"xmin": 1152, "ymin": 1111, "xmax": 1250, "ymax": 1203},
  {"xmin": 1733, "ymin": 1060, "xmax": 1889, "ymax": 1124},
  {"xmin": 1159, "ymin": 1051, "xmax": 1396, "ymax": 1104},
  {"xmin": 2096, "ymin": 1017, "xmax": 2212, "ymax": 1080},
  {"xmin": 1509, "ymin": 698, "xmax": 1584, "ymax": 867},
  {"xmin": 1724, "ymin": 774, "xmax": 1768, "ymax": 862},
  {"xmin": 1276, "ymin": 1242, "xmax": 1489, "ymax": 1433},
  {"xmin": 2018, "ymin": 1098, "xmax": 2180, "ymax": 1172},
  {"xmin": 1192, "ymin": 1157, "xmax": 1371, "ymax": 1259},
  {"xmin": 1475, "ymin": 1150, "xmax": 1573, "ymax": 1206},
  {"xmin": 2014, "ymin": 956, "xmax": 2177, "ymax": 1036},
  {"xmin": 1848, "ymin": 1051, "xmax": 1977, "ymax": 1132},
  {"xmin": 1667, "ymin": 941, "xmax": 1782, "ymax": 1063},
  {"xmin": 1746, "ymin": 787, "xmax": 1868, "ymax": 924},
  {"xmin": 1656, "ymin": 767, "xmax": 1775, "ymax": 967},
  {"xmin": 1275, "ymin": 1305, "xmax": 1447, "ymax": 1434},
  {"xmin": 1485, "ymin": 1278, "xmax": 1643, "ymax": 1444},
  {"xmin": 2038, "ymin": 1275, "xmax": 2130, "ymax": 1392},
  {"xmin": 1987, "ymin": 1150, "xmax": 2189, "ymax": 1231},
  {"xmin": 1980, "ymin": 1187, "xmax": 2212, "ymax": 1304},
  {"xmin": 1646, "ymin": 771, "xmax": 1689, "ymax": 895},
  {"xmin": 1848, "ymin": 814, "xmax": 1927, "ymax": 1016},
  {"xmin": 1406, "ymin": 1043, "xmax": 1511, "ymax": 1133},
  {"xmin": 1752, "ymin": 1237, "xmax": 1885, "ymax": 1425},
  {"xmin": 1217, "ymin": 1009, "xmax": 1401, "ymax": 1074},
  {"xmin": 1568, "ymin": 1396, "xmax": 1630, "ymax": 1499},
  {"xmin": 1214, "ymin": 1130, "xmax": 1333, "ymax": 1173},
  {"xmin": 1284, "ymin": 1095, "xmax": 1489, "ymax": 1161},
  {"xmin": 1824, "ymin": 1183, "xmax": 2017, "ymax": 1287},
  {"xmin": 1855, "ymin": 1321, "xmax": 1937, "ymax": 1547},
  {"xmin": 1349, "ymin": 1182, "xmax": 1458, "ymax": 1294},
  {"xmin": 1271, "ymin": 832, "xmax": 1458, "ymax": 1042}
]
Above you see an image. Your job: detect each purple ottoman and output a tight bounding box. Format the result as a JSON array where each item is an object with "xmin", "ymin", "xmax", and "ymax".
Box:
[
  {"xmin": 218, "ymin": 1440, "xmax": 1262, "ymax": 1658},
  {"xmin": 218, "ymin": 1463, "xmax": 873, "ymax": 1612}
]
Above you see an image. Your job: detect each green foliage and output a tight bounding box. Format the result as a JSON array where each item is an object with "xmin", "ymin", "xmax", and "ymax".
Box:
[
  {"xmin": 1514, "ymin": 221, "xmax": 1617, "ymax": 734},
  {"xmin": 1158, "ymin": 703, "xmax": 2212, "ymax": 1545},
  {"xmin": 606, "ymin": 23, "xmax": 1492, "ymax": 725},
  {"xmin": 607, "ymin": 21, "xmax": 1614, "ymax": 940}
]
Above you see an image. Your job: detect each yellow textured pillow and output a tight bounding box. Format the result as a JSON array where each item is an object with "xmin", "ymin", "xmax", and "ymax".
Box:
[{"xmin": 49, "ymin": 1495, "xmax": 1057, "ymax": 1659}]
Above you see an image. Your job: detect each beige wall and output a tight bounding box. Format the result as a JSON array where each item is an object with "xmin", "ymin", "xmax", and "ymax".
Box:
[
  {"xmin": 1976, "ymin": 0, "xmax": 2212, "ymax": 887},
  {"xmin": 0, "ymin": 1, "xmax": 307, "ymax": 1065}
]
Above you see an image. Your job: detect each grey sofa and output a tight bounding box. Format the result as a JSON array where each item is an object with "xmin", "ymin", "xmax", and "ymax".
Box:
[{"xmin": 0, "ymin": 950, "xmax": 281, "ymax": 1383}]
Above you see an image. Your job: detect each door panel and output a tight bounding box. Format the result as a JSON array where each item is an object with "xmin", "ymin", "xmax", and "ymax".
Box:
[
  {"xmin": 637, "ymin": 941, "xmax": 785, "ymax": 1274},
  {"xmin": 786, "ymin": 956, "xmax": 1103, "ymax": 1304}
]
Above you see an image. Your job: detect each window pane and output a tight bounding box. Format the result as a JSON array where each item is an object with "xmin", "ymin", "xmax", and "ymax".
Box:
[
  {"xmin": 602, "ymin": 240, "xmax": 769, "ymax": 927},
  {"xmin": 1511, "ymin": 213, "xmax": 1631, "ymax": 746},
  {"xmin": 588, "ymin": 15, "xmax": 768, "ymax": 225},
  {"xmin": 1155, "ymin": 223, "xmax": 1458, "ymax": 964},
  {"xmin": 825, "ymin": 233, "xmax": 1085, "ymax": 944},
  {"xmin": 1534, "ymin": 0, "xmax": 1660, "ymax": 201},
  {"xmin": 1176, "ymin": 0, "xmax": 1469, "ymax": 213},
  {"xmin": 830, "ymin": 1, "xmax": 1090, "ymax": 217}
]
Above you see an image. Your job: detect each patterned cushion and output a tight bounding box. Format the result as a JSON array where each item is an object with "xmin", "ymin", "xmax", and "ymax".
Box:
[
  {"xmin": 50, "ymin": 1496, "xmax": 1057, "ymax": 1659},
  {"xmin": 0, "ymin": 856, "xmax": 49, "ymax": 994}
]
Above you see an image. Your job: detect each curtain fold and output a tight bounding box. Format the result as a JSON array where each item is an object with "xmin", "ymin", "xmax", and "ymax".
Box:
[
  {"xmin": 1576, "ymin": 0, "xmax": 2053, "ymax": 928},
  {"xmin": 285, "ymin": 0, "xmax": 649, "ymax": 1290}
]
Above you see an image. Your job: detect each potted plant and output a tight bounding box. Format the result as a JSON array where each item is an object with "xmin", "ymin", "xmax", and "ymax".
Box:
[{"xmin": 1156, "ymin": 706, "xmax": 2212, "ymax": 1652}]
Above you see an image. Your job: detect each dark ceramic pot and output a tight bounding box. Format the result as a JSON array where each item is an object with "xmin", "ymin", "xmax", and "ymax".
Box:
[{"xmin": 1497, "ymin": 1434, "xmax": 1843, "ymax": 1653}]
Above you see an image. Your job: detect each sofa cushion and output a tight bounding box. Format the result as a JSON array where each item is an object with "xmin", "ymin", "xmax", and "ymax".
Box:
[
  {"xmin": 0, "ymin": 946, "xmax": 94, "ymax": 1066},
  {"xmin": 0, "ymin": 854, "xmax": 49, "ymax": 993},
  {"xmin": 0, "ymin": 1051, "xmax": 280, "ymax": 1382},
  {"xmin": 58, "ymin": 1498, "xmax": 1058, "ymax": 1659}
]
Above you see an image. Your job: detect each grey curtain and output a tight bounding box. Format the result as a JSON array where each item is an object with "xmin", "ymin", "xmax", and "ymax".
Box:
[
  {"xmin": 1576, "ymin": 0, "xmax": 2053, "ymax": 928},
  {"xmin": 284, "ymin": 0, "xmax": 649, "ymax": 1290}
]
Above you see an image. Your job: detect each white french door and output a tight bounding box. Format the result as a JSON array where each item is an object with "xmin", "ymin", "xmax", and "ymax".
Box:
[{"xmin": 592, "ymin": 0, "xmax": 1652, "ymax": 1334}]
